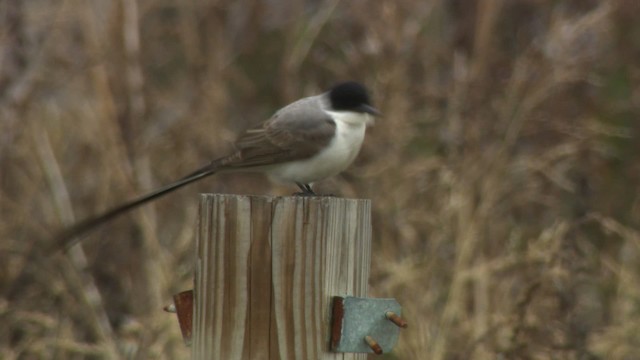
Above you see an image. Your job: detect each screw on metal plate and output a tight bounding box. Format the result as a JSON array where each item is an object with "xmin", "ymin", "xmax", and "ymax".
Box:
[
  {"xmin": 331, "ymin": 296, "xmax": 407, "ymax": 354},
  {"xmin": 164, "ymin": 290, "xmax": 193, "ymax": 345}
]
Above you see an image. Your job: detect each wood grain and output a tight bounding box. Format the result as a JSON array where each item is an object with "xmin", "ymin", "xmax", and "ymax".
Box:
[{"xmin": 192, "ymin": 194, "xmax": 371, "ymax": 360}]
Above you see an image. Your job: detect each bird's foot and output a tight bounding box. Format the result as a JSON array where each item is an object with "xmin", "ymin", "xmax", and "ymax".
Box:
[
  {"xmin": 291, "ymin": 191, "xmax": 337, "ymax": 197},
  {"xmin": 292, "ymin": 191, "xmax": 317, "ymax": 197},
  {"xmin": 293, "ymin": 182, "xmax": 338, "ymax": 197},
  {"xmin": 294, "ymin": 182, "xmax": 316, "ymax": 196}
]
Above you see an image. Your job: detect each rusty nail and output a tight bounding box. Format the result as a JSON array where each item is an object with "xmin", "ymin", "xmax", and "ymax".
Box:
[
  {"xmin": 385, "ymin": 311, "xmax": 408, "ymax": 328},
  {"xmin": 364, "ymin": 335, "xmax": 383, "ymax": 355}
]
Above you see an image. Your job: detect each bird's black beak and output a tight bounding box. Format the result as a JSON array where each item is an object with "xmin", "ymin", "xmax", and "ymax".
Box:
[{"xmin": 358, "ymin": 104, "xmax": 382, "ymax": 116}]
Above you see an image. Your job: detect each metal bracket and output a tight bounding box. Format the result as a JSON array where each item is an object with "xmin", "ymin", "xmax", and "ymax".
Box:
[
  {"xmin": 167, "ymin": 292, "xmax": 407, "ymax": 353},
  {"xmin": 331, "ymin": 296, "xmax": 407, "ymax": 354},
  {"xmin": 164, "ymin": 290, "xmax": 194, "ymax": 345}
]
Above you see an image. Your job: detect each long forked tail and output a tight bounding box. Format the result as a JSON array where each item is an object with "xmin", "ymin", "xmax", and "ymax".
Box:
[{"xmin": 50, "ymin": 161, "xmax": 221, "ymax": 252}]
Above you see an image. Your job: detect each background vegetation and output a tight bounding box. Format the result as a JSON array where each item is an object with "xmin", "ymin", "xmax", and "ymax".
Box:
[{"xmin": 2, "ymin": 0, "xmax": 640, "ymax": 358}]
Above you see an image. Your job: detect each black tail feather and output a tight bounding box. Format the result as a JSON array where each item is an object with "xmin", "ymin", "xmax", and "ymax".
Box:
[{"xmin": 50, "ymin": 163, "xmax": 219, "ymax": 252}]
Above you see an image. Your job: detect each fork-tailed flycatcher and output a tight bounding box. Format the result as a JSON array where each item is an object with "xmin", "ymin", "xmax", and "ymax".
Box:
[{"xmin": 52, "ymin": 81, "xmax": 380, "ymax": 251}]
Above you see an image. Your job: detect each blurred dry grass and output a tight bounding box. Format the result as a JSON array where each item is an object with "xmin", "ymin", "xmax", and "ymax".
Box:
[{"xmin": 2, "ymin": 0, "xmax": 640, "ymax": 359}]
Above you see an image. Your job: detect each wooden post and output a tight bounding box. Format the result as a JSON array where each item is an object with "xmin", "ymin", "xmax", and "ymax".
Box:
[{"xmin": 192, "ymin": 194, "xmax": 371, "ymax": 360}]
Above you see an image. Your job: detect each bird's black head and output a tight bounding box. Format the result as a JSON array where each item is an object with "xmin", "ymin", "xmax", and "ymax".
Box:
[{"xmin": 328, "ymin": 81, "xmax": 380, "ymax": 115}]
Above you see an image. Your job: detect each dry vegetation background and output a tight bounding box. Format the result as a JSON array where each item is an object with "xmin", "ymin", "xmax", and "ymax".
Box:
[{"xmin": 2, "ymin": 0, "xmax": 640, "ymax": 359}]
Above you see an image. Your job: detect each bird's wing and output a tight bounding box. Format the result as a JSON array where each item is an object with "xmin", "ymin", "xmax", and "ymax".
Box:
[{"xmin": 226, "ymin": 96, "xmax": 336, "ymax": 168}]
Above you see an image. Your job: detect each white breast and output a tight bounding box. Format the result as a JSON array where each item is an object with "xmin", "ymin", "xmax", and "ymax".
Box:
[{"xmin": 266, "ymin": 111, "xmax": 371, "ymax": 184}]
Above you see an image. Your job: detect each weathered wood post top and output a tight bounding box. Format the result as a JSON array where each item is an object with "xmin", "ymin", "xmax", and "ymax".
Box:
[{"xmin": 192, "ymin": 194, "xmax": 372, "ymax": 360}]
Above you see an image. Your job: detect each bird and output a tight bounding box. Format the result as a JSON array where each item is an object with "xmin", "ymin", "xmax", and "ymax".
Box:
[{"xmin": 52, "ymin": 81, "xmax": 380, "ymax": 251}]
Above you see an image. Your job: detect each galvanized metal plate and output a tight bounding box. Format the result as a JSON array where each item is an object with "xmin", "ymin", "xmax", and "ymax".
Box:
[{"xmin": 331, "ymin": 296, "xmax": 404, "ymax": 354}]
